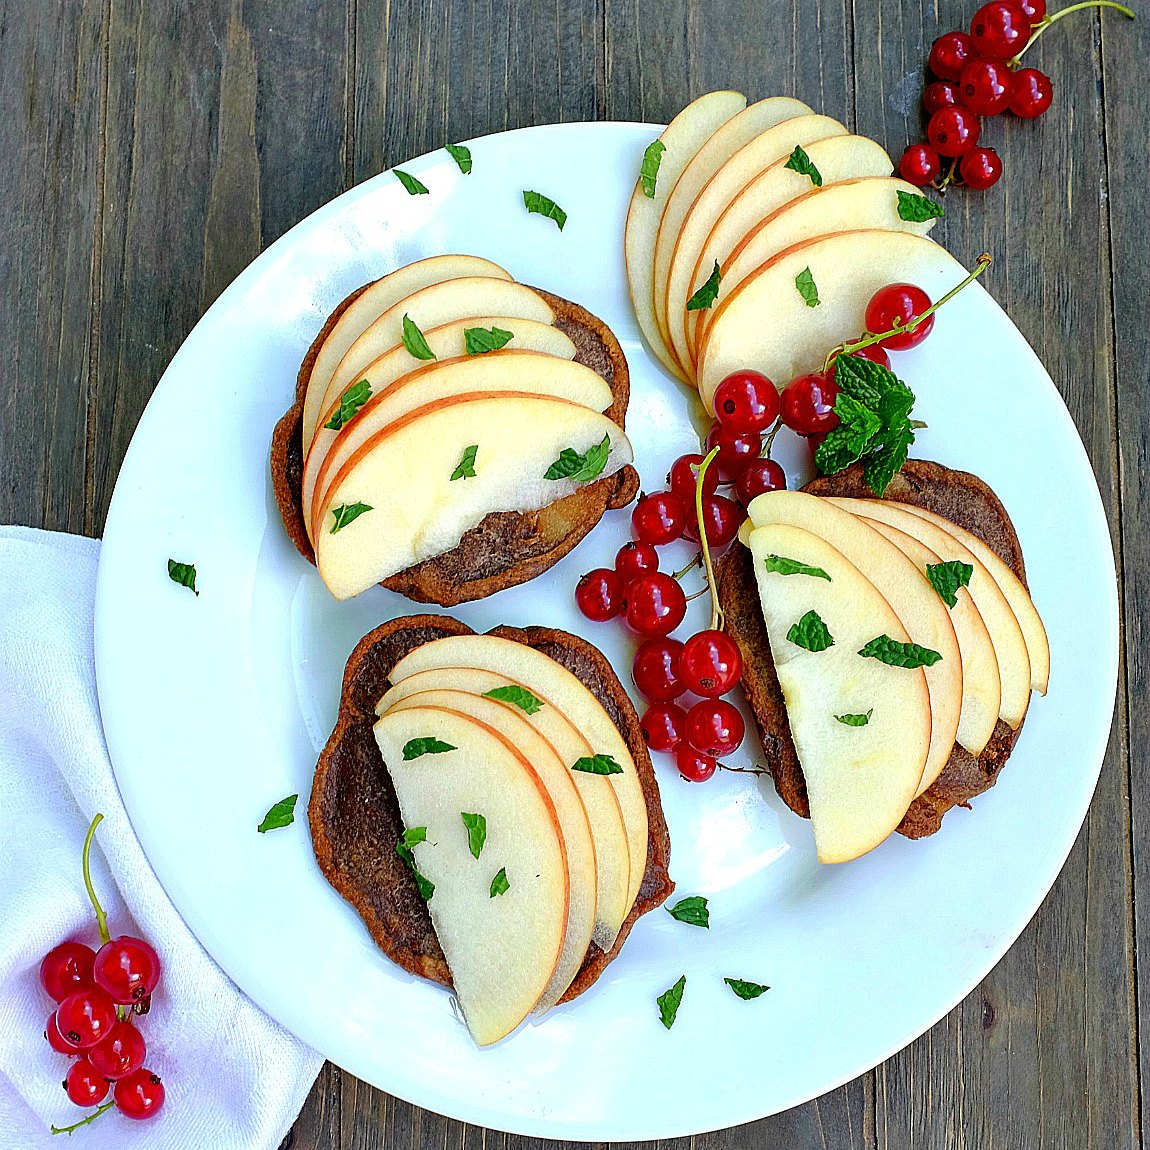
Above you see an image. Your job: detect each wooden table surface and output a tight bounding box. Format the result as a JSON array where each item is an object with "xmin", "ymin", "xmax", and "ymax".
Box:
[{"xmin": 4, "ymin": 1, "xmax": 1145, "ymax": 1146}]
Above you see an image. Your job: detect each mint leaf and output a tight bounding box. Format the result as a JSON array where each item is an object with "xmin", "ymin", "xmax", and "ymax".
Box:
[
  {"xmin": 897, "ymin": 190, "xmax": 945, "ymax": 222},
  {"xmin": 666, "ymin": 895, "xmax": 709, "ymax": 928},
  {"xmin": 657, "ymin": 975, "xmax": 686, "ymax": 1029},
  {"xmin": 863, "ymin": 414, "xmax": 915, "ymax": 497},
  {"xmin": 461, "ymin": 812, "xmax": 486, "ymax": 859},
  {"xmin": 401, "ymin": 314, "xmax": 436, "ymax": 361},
  {"xmin": 483, "ymin": 685, "xmax": 545, "ymax": 714},
  {"xmin": 830, "ymin": 352, "xmax": 888, "ymax": 408},
  {"xmin": 396, "ymin": 831, "xmax": 434, "ymax": 901},
  {"xmin": 257, "ymin": 794, "xmax": 297, "ymax": 833},
  {"xmin": 640, "ymin": 139, "xmax": 666, "ymax": 198},
  {"xmin": 784, "ymin": 144, "xmax": 822, "ymax": 186},
  {"xmin": 523, "ymin": 190, "xmax": 567, "ymax": 230},
  {"xmin": 489, "ymin": 866, "xmax": 510, "ymax": 897},
  {"xmin": 795, "ymin": 266, "xmax": 820, "ymax": 308},
  {"xmin": 445, "ymin": 143, "xmax": 472, "ymax": 174},
  {"xmin": 724, "ymin": 977, "xmax": 770, "ymax": 1000},
  {"xmin": 167, "ymin": 559, "xmax": 199, "ymax": 595},
  {"xmin": 324, "ymin": 379, "xmax": 373, "ymax": 430},
  {"xmin": 394, "ymin": 169, "xmax": 429, "ymax": 196},
  {"xmin": 858, "ymin": 635, "xmax": 942, "ymax": 668},
  {"xmin": 450, "ymin": 444, "xmax": 478, "ymax": 481},
  {"xmin": 835, "ymin": 710, "xmax": 873, "ymax": 727},
  {"xmin": 815, "ymin": 392, "xmax": 883, "ymax": 475},
  {"xmin": 544, "ymin": 434, "xmax": 611, "ymax": 482},
  {"xmin": 402, "ymin": 736, "xmax": 457, "ymax": 760},
  {"xmin": 464, "ymin": 326, "xmax": 514, "ymax": 355},
  {"xmin": 686, "ymin": 261, "xmax": 722, "ymax": 311},
  {"xmin": 399, "ymin": 826, "xmax": 428, "ymax": 849},
  {"xmin": 763, "ymin": 554, "xmax": 832, "ymax": 582},
  {"xmin": 787, "ymin": 610, "xmax": 834, "ymax": 652},
  {"xmin": 329, "ymin": 502, "xmax": 373, "ymax": 533},
  {"xmin": 927, "ymin": 559, "xmax": 974, "ymax": 608},
  {"xmin": 571, "ymin": 753, "xmax": 624, "ymax": 776}
]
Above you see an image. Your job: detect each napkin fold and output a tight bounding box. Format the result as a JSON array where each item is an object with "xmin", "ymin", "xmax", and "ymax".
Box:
[{"xmin": 0, "ymin": 526, "xmax": 324, "ymax": 1148}]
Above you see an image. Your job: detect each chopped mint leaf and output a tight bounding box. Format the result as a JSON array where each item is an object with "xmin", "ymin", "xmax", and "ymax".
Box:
[
  {"xmin": 763, "ymin": 554, "xmax": 832, "ymax": 582},
  {"xmin": 329, "ymin": 502, "xmax": 373, "ymax": 533},
  {"xmin": 396, "ymin": 831, "xmax": 434, "ymax": 900},
  {"xmin": 464, "ymin": 326, "xmax": 514, "ymax": 355},
  {"xmin": 167, "ymin": 559, "xmax": 198, "ymax": 595},
  {"xmin": 523, "ymin": 190, "xmax": 567, "ymax": 230},
  {"xmin": 324, "ymin": 379, "xmax": 373, "ymax": 430},
  {"xmin": 394, "ymin": 169, "xmax": 429, "ymax": 196},
  {"xmin": 402, "ymin": 736, "xmax": 457, "ymax": 760},
  {"xmin": 787, "ymin": 610, "xmax": 835, "ymax": 653},
  {"xmin": 858, "ymin": 635, "xmax": 942, "ymax": 668},
  {"xmin": 257, "ymin": 794, "xmax": 297, "ymax": 833},
  {"xmin": 897, "ymin": 190, "xmax": 945, "ymax": 222},
  {"xmin": 399, "ymin": 826, "xmax": 428, "ymax": 848},
  {"xmin": 927, "ymin": 559, "xmax": 974, "ymax": 608},
  {"xmin": 444, "ymin": 143, "xmax": 472, "ymax": 174},
  {"xmin": 489, "ymin": 866, "xmax": 510, "ymax": 897},
  {"xmin": 571, "ymin": 753, "xmax": 624, "ymax": 776},
  {"xmin": 724, "ymin": 977, "xmax": 770, "ymax": 1000},
  {"xmin": 401, "ymin": 314, "xmax": 436, "ymax": 361},
  {"xmin": 835, "ymin": 710, "xmax": 873, "ymax": 727},
  {"xmin": 795, "ymin": 266, "xmax": 820, "ymax": 308},
  {"xmin": 784, "ymin": 144, "xmax": 822, "ymax": 186},
  {"xmin": 450, "ymin": 444, "xmax": 478, "ymax": 481},
  {"xmin": 657, "ymin": 975, "xmax": 686, "ymax": 1029},
  {"xmin": 666, "ymin": 895, "xmax": 710, "ymax": 928},
  {"xmin": 483, "ymin": 685, "xmax": 545, "ymax": 714},
  {"xmin": 640, "ymin": 139, "xmax": 666, "ymax": 198},
  {"xmin": 686, "ymin": 261, "xmax": 722, "ymax": 311},
  {"xmin": 544, "ymin": 434, "xmax": 611, "ymax": 482},
  {"xmin": 461, "ymin": 812, "xmax": 486, "ymax": 860}
]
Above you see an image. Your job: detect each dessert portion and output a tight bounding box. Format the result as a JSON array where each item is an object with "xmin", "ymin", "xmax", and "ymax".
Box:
[
  {"xmin": 309, "ymin": 616, "xmax": 673, "ymax": 1046},
  {"xmin": 272, "ymin": 255, "xmax": 640, "ymax": 605}
]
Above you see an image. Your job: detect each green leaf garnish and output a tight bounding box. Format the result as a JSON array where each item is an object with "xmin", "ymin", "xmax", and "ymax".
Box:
[
  {"xmin": 489, "ymin": 866, "xmax": 510, "ymax": 897},
  {"xmin": 686, "ymin": 261, "xmax": 722, "ymax": 311},
  {"xmin": 257, "ymin": 794, "xmax": 298, "ymax": 833},
  {"xmin": 483, "ymin": 685, "xmax": 545, "ymax": 714},
  {"xmin": 763, "ymin": 554, "xmax": 832, "ymax": 582},
  {"xmin": 450, "ymin": 444, "xmax": 478, "ymax": 481},
  {"xmin": 814, "ymin": 392, "xmax": 884, "ymax": 475},
  {"xmin": 784, "ymin": 144, "xmax": 822, "ymax": 186},
  {"xmin": 461, "ymin": 812, "xmax": 487, "ymax": 860},
  {"xmin": 399, "ymin": 826, "xmax": 428, "ymax": 848},
  {"xmin": 444, "ymin": 143, "xmax": 472, "ymax": 174},
  {"xmin": 464, "ymin": 326, "xmax": 514, "ymax": 355},
  {"xmin": 544, "ymin": 434, "xmax": 611, "ymax": 482},
  {"xmin": 835, "ymin": 710, "xmax": 873, "ymax": 727},
  {"xmin": 858, "ymin": 635, "xmax": 942, "ymax": 668},
  {"xmin": 571, "ymin": 753, "xmax": 624, "ymax": 776},
  {"xmin": 666, "ymin": 895, "xmax": 710, "ymax": 928},
  {"xmin": 787, "ymin": 610, "xmax": 835, "ymax": 653},
  {"xmin": 323, "ymin": 379, "xmax": 373, "ymax": 430},
  {"xmin": 396, "ymin": 829, "xmax": 434, "ymax": 900},
  {"xmin": 329, "ymin": 502, "xmax": 373, "ymax": 533},
  {"xmin": 167, "ymin": 559, "xmax": 199, "ymax": 595},
  {"xmin": 401, "ymin": 314, "xmax": 437, "ymax": 361},
  {"xmin": 795, "ymin": 266, "xmax": 820, "ymax": 308},
  {"xmin": 523, "ymin": 190, "xmax": 567, "ymax": 230},
  {"xmin": 640, "ymin": 139, "xmax": 666, "ymax": 198},
  {"xmin": 657, "ymin": 975, "xmax": 686, "ymax": 1029},
  {"xmin": 724, "ymin": 977, "xmax": 770, "ymax": 1000},
  {"xmin": 394, "ymin": 169, "xmax": 429, "ymax": 196},
  {"xmin": 926, "ymin": 560, "xmax": 974, "ymax": 608},
  {"xmin": 897, "ymin": 190, "xmax": 945, "ymax": 222},
  {"xmin": 402, "ymin": 736, "xmax": 457, "ymax": 760}
]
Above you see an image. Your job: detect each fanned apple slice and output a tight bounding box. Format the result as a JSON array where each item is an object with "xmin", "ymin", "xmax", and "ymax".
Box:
[
  {"xmin": 624, "ymin": 90, "xmax": 748, "ymax": 382},
  {"xmin": 745, "ymin": 522, "xmax": 931, "ymax": 863},
  {"xmin": 373, "ymin": 706, "xmax": 568, "ymax": 1046},
  {"xmin": 744, "ymin": 490, "xmax": 961, "ymax": 795},
  {"xmin": 301, "ymin": 255, "xmax": 512, "ymax": 447},
  {"xmin": 389, "ymin": 633, "xmax": 649, "ymax": 914}
]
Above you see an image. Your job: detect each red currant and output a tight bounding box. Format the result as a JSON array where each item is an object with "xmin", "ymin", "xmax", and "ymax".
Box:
[
  {"xmin": 704, "ymin": 425, "xmax": 762, "ymax": 482},
  {"xmin": 1019, "ymin": 0, "xmax": 1047, "ymax": 21},
  {"xmin": 684, "ymin": 699, "xmax": 746, "ymax": 758},
  {"xmin": 614, "ymin": 541, "xmax": 658, "ymax": 587},
  {"xmin": 711, "ymin": 370, "xmax": 780, "ymax": 433},
  {"xmin": 927, "ymin": 105, "xmax": 981, "ymax": 157},
  {"xmin": 898, "ymin": 143, "xmax": 942, "ymax": 187},
  {"xmin": 625, "ymin": 573, "xmax": 687, "ymax": 637},
  {"xmin": 40, "ymin": 942, "xmax": 96, "ymax": 1003},
  {"xmin": 114, "ymin": 1068, "xmax": 165, "ymax": 1121},
  {"xmin": 928, "ymin": 31, "xmax": 978, "ymax": 81},
  {"xmin": 780, "ymin": 372, "xmax": 840, "ymax": 436},
  {"xmin": 56, "ymin": 988, "xmax": 117, "ymax": 1051},
  {"xmin": 46, "ymin": 1013, "xmax": 77, "ymax": 1055},
  {"xmin": 960, "ymin": 57, "xmax": 1014, "ymax": 116},
  {"xmin": 865, "ymin": 283, "xmax": 935, "ymax": 350},
  {"xmin": 92, "ymin": 936, "xmax": 161, "ymax": 1005},
  {"xmin": 1010, "ymin": 67, "xmax": 1053, "ymax": 118},
  {"xmin": 679, "ymin": 630, "xmax": 743, "ymax": 698},
  {"xmin": 735, "ymin": 459, "xmax": 786, "ymax": 505},
  {"xmin": 87, "ymin": 1020, "xmax": 147, "ymax": 1081},
  {"xmin": 970, "ymin": 2, "xmax": 1032, "ymax": 59},
  {"xmin": 575, "ymin": 568, "xmax": 625, "ymax": 622},
  {"xmin": 64, "ymin": 1058, "xmax": 109, "ymax": 1107},
  {"xmin": 667, "ymin": 452, "xmax": 719, "ymax": 505},
  {"xmin": 675, "ymin": 745, "xmax": 718, "ymax": 782},
  {"xmin": 631, "ymin": 491, "xmax": 688, "ymax": 545},
  {"xmin": 960, "ymin": 146, "xmax": 1004, "ymax": 190},
  {"xmin": 923, "ymin": 81, "xmax": 963, "ymax": 116},
  {"xmin": 685, "ymin": 494, "xmax": 743, "ymax": 548},
  {"xmin": 829, "ymin": 344, "xmax": 890, "ymax": 382},
  {"xmin": 632, "ymin": 637, "xmax": 685, "ymax": 702},
  {"xmin": 640, "ymin": 702, "xmax": 686, "ymax": 752}
]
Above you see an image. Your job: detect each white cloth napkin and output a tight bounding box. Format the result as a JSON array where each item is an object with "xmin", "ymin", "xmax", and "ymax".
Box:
[{"xmin": 0, "ymin": 526, "xmax": 324, "ymax": 1148}]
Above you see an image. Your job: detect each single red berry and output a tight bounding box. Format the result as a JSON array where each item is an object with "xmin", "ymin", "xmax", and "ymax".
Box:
[
  {"xmin": 625, "ymin": 573, "xmax": 687, "ymax": 637},
  {"xmin": 632, "ymin": 637, "xmax": 685, "ymax": 702},
  {"xmin": 92, "ymin": 937, "xmax": 161, "ymax": 1006},
  {"xmin": 46, "ymin": 1013, "xmax": 78, "ymax": 1055},
  {"xmin": 87, "ymin": 1020, "xmax": 147, "ymax": 1081},
  {"xmin": 970, "ymin": 2, "xmax": 1032, "ymax": 59},
  {"xmin": 704, "ymin": 425, "xmax": 763, "ymax": 482},
  {"xmin": 735, "ymin": 459, "xmax": 786, "ymax": 505},
  {"xmin": 679, "ymin": 630, "xmax": 743, "ymax": 698},
  {"xmin": 712, "ymin": 370, "xmax": 780, "ymax": 433},
  {"xmin": 667, "ymin": 452, "xmax": 720, "ymax": 505},
  {"xmin": 865, "ymin": 283, "xmax": 935, "ymax": 350},
  {"xmin": 640, "ymin": 702, "xmax": 686, "ymax": 752},
  {"xmin": 575, "ymin": 568, "xmax": 625, "ymax": 622},
  {"xmin": 631, "ymin": 491, "xmax": 688, "ymax": 545},
  {"xmin": 56, "ymin": 988, "xmax": 117, "ymax": 1051},
  {"xmin": 114, "ymin": 1068, "xmax": 165, "ymax": 1121},
  {"xmin": 960, "ymin": 146, "xmax": 1004, "ymax": 190},
  {"xmin": 64, "ymin": 1058, "xmax": 110, "ymax": 1107},
  {"xmin": 685, "ymin": 494, "xmax": 743, "ymax": 548},
  {"xmin": 40, "ymin": 942, "xmax": 96, "ymax": 1003},
  {"xmin": 829, "ymin": 345, "xmax": 891, "ymax": 383},
  {"xmin": 928, "ymin": 31, "xmax": 978, "ymax": 81},
  {"xmin": 898, "ymin": 143, "xmax": 942, "ymax": 187},
  {"xmin": 780, "ymin": 372, "xmax": 840, "ymax": 436},
  {"xmin": 927, "ymin": 105, "xmax": 981, "ymax": 157},
  {"xmin": 684, "ymin": 698, "xmax": 746, "ymax": 758},
  {"xmin": 1010, "ymin": 67, "xmax": 1053, "ymax": 118},
  {"xmin": 1019, "ymin": 0, "xmax": 1047, "ymax": 22},
  {"xmin": 675, "ymin": 745, "xmax": 718, "ymax": 782},
  {"xmin": 923, "ymin": 81, "xmax": 963, "ymax": 116},
  {"xmin": 614, "ymin": 541, "xmax": 659, "ymax": 587},
  {"xmin": 960, "ymin": 57, "xmax": 1014, "ymax": 116}
]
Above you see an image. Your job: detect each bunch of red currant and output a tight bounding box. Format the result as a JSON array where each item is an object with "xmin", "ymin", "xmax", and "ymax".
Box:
[
  {"xmin": 41, "ymin": 815, "xmax": 166, "ymax": 1133},
  {"xmin": 900, "ymin": 1, "xmax": 1134, "ymax": 191}
]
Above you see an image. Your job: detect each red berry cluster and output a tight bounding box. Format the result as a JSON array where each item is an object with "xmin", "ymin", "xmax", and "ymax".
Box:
[{"xmin": 42, "ymin": 816, "xmax": 166, "ymax": 1133}]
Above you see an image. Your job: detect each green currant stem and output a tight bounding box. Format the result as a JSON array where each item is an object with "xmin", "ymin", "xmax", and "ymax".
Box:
[
  {"xmin": 694, "ymin": 447, "xmax": 724, "ymax": 632},
  {"xmin": 671, "ymin": 552, "xmax": 703, "ymax": 581},
  {"xmin": 81, "ymin": 813, "xmax": 111, "ymax": 947},
  {"xmin": 51, "ymin": 1100, "xmax": 116, "ymax": 1135},
  {"xmin": 761, "ymin": 417, "xmax": 783, "ymax": 457},
  {"xmin": 684, "ymin": 586, "xmax": 710, "ymax": 602},
  {"xmin": 1013, "ymin": 1, "xmax": 1136, "ymax": 63},
  {"xmin": 718, "ymin": 762, "xmax": 769, "ymax": 776},
  {"xmin": 933, "ymin": 155, "xmax": 961, "ymax": 193}
]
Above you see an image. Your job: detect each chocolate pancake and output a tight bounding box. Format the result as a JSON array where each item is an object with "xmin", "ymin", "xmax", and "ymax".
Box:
[
  {"xmin": 271, "ymin": 286, "xmax": 640, "ymax": 606},
  {"xmin": 717, "ymin": 459, "xmax": 1028, "ymax": 839},
  {"xmin": 308, "ymin": 615, "xmax": 674, "ymax": 1001}
]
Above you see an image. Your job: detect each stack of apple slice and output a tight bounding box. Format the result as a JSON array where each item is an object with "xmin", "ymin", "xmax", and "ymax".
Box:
[
  {"xmin": 624, "ymin": 92, "xmax": 960, "ymax": 411},
  {"xmin": 298, "ymin": 254, "xmax": 634, "ymax": 600},
  {"xmin": 739, "ymin": 490, "xmax": 1048, "ymax": 863},
  {"xmin": 371, "ymin": 633, "xmax": 649, "ymax": 1046}
]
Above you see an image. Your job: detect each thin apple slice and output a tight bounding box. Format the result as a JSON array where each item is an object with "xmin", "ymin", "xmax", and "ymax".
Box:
[
  {"xmin": 830, "ymin": 498, "xmax": 1032, "ymax": 729},
  {"xmin": 744, "ymin": 490, "xmax": 961, "ymax": 795},
  {"xmin": 389, "ymin": 634, "xmax": 649, "ymax": 914},
  {"xmin": 373, "ymin": 705, "xmax": 567, "ymax": 1045},
  {"xmin": 301, "ymin": 255, "xmax": 512, "ymax": 447},
  {"xmin": 745, "ymin": 522, "xmax": 931, "ymax": 863},
  {"xmin": 313, "ymin": 394, "xmax": 633, "ymax": 598},
  {"xmin": 697, "ymin": 230, "xmax": 967, "ymax": 413},
  {"xmin": 624, "ymin": 91, "xmax": 748, "ymax": 382}
]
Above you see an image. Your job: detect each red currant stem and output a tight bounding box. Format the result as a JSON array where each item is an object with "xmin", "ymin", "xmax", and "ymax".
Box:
[
  {"xmin": 670, "ymin": 552, "xmax": 703, "ymax": 581},
  {"xmin": 761, "ymin": 417, "xmax": 783, "ymax": 457},
  {"xmin": 694, "ymin": 447, "xmax": 724, "ymax": 633},
  {"xmin": 1013, "ymin": 1, "xmax": 1135, "ymax": 63},
  {"xmin": 81, "ymin": 813, "xmax": 111, "ymax": 948},
  {"xmin": 50, "ymin": 1100, "xmax": 116, "ymax": 1136}
]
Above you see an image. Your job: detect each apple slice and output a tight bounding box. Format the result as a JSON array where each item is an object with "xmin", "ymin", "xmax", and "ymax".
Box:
[
  {"xmin": 624, "ymin": 91, "xmax": 748, "ymax": 382},
  {"xmin": 373, "ymin": 705, "xmax": 567, "ymax": 1045},
  {"xmin": 300, "ymin": 255, "xmax": 512, "ymax": 447},
  {"xmin": 687, "ymin": 135, "xmax": 894, "ymax": 366},
  {"xmin": 744, "ymin": 490, "xmax": 961, "ymax": 795},
  {"xmin": 312, "ymin": 394, "xmax": 633, "ymax": 599},
  {"xmin": 376, "ymin": 667, "xmax": 632, "ymax": 951},
  {"xmin": 389, "ymin": 633, "xmax": 649, "ymax": 914},
  {"xmin": 745, "ymin": 522, "xmax": 931, "ymax": 863},
  {"xmin": 829, "ymin": 498, "xmax": 1032, "ymax": 729},
  {"xmin": 697, "ymin": 230, "xmax": 967, "ymax": 412},
  {"xmin": 304, "ymin": 352, "xmax": 614, "ymax": 541},
  {"xmin": 662, "ymin": 113, "xmax": 847, "ymax": 373}
]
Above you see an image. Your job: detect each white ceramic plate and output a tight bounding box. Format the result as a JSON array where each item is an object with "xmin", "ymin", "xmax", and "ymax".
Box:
[{"xmin": 95, "ymin": 123, "xmax": 1118, "ymax": 1141}]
